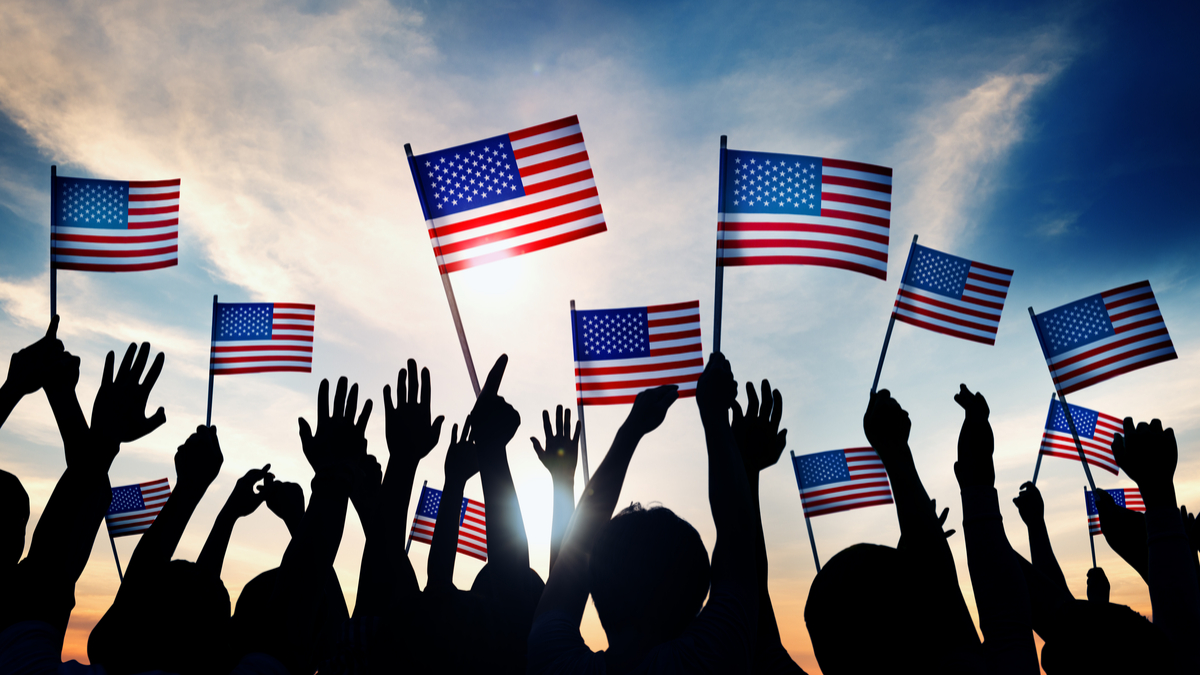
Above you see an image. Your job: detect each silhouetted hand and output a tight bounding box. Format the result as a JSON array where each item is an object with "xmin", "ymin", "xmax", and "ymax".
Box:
[
  {"xmin": 862, "ymin": 389, "xmax": 911, "ymax": 463},
  {"xmin": 1183, "ymin": 506, "xmax": 1199, "ymax": 554},
  {"xmin": 470, "ymin": 355, "xmax": 521, "ymax": 449},
  {"xmin": 625, "ymin": 385, "xmax": 678, "ymax": 436},
  {"xmin": 90, "ymin": 342, "xmax": 166, "ymax": 445},
  {"xmin": 384, "ymin": 359, "xmax": 444, "ymax": 466},
  {"xmin": 1093, "ymin": 487, "xmax": 1149, "ymax": 580},
  {"xmin": 446, "ymin": 419, "xmax": 480, "ymax": 485},
  {"xmin": 175, "ymin": 425, "xmax": 224, "ymax": 489},
  {"xmin": 263, "ymin": 479, "xmax": 305, "ymax": 534},
  {"xmin": 953, "ymin": 384, "xmax": 994, "ymax": 489},
  {"xmin": 1112, "ymin": 418, "xmax": 1177, "ymax": 504},
  {"xmin": 933, "ymin": 498, "xmax": 956, "ymax": 539},
  {"xmin": 1013, "ymin": 482, "xmax": 1045, "ymax": 527},
  {"xmin": 732, "ymin": 380, "xmax": 786, "ymax": 474},
  {"xmin": 696, "ymin": 352, "xmax": 736, "ymax": 423},
  {"xmin": 1087, "ymin": 567, "xmax": 1110, "ymax": 603},
  {"xmin": 532, "ymin": 405, "xmax": 580, "ymax": 481},
  {"xmin": 224, "ymin": 464, "xmax": 273, "ymax": 518},
  {"xmin": 5, "ymin": 315, "xmax": 64, "ymax": 396},
  {"xmin": 43, "ymin": 350, "xmax": 81, "ymax": 396},
  {"xmin": 350, "ymin": 452, "xmax": 383, "ymax": 510},
  {"xmin": 299, "ymin": 377, "xmax": 373, "ymax": 478}
]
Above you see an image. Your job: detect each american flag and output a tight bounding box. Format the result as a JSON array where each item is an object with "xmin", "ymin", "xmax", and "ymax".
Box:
[
  {"xmin": 409, "ymin": 485, "xmax": 487, "ymax": 561},
  {"xmin": 106, "ymin": 478, "xmax": 171, "ymax": 537},
  {"xmin": 892, "ymin": 243, "xmax": 1013, "ymax": 345},
  {"xmin": 1033, "ymin": 281, "xmax": 1176, "ymax": 395},
  {"xmin": 791, "ymin": 447, "xmax": 893, "ymax": 517},
  {"xmin": 210, "ymin": 302, "xmax": 315, "ymax": 375},
  {"xmin": 572, "ymin": 301, "xmax": 704, "ymax": 405},
  {"xmin": 1039, "ymin": 397, "xmax": 1121, "ymax": 476},
  {"xmin": 410, "ymin": 115, "xmax": 606, "ymax": 274},
  {"xmin": 52, "ymin": 176, "xmax": 179, "ymax": 272},
  {"xmin": 717, "ymin": 149, "xmax": 892, "ymax": 280},
  {"xmin": 1085, "ymin": 487, "xmax": 1144, "ymax": 535}
]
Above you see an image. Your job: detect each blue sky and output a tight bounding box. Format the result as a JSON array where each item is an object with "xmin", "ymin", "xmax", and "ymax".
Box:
[{"xmin": 0, "ymin": 0, "xmax": 1197, "ymax": 669}]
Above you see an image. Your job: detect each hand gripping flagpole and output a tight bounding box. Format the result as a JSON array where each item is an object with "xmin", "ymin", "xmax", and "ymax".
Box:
[
  {"xmin": 1086, "ymin": 486, "xmax": 1097, "ymax": 569},
  {"xmin": 570, "ymin": 300, "xmax": 591, "ymax": 484},
  {"xmin": 712, "ymin": 135, "xmax": 728, "ymax": 353},
  {"xmin": 791, "ymin": 451, "xmax": 821, "ymax": 572},
  {"xmin": 50, "ymin": 165, "xmax": 58, "ymax": 319},
  {"xmin": 405, "ymin": 479, "xmax": 427, "ymax": 555},
  {"xmin": 406, "ymin": 143, "xmax": 482, "ymax": 397},
  {"xmin": 1030, "ymin": 392, "xmax": 1056, "ymax": 485},
  {"xmin": 870, "ymin": 235, "xmax": 918, "ymax": 394},
  {"xmin": 206, "ymin": 295, "xmax": 218, "ymax": 426},
  {"xmin": 1028, "ymin": 307, "xmax": 1097, "ymax": 492}
]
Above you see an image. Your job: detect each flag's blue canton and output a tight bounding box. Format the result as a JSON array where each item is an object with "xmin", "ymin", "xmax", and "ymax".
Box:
[
  {"xmin": 215, "ymin": 304, "xmax": 274, "ymax": 340},
  {"xmin": 58, "ymin": 177, "xmax": 128, "ymax": 230},
  {"xmin": 1037, "ymin": 294, "xmax": 1115, "ymax": 357},
  {"xmin": 415, "ymin": 135, "xmax": 525, "ymax": 218},
  {"xmin": 108, "ymin": 485, "xmax": 146, "ymax": 515},
  {"xmin": 417, "ymin": 487, "xmax": 442, "ymax": 519},
  {"xmin": 795, "ymin": 450, "xmax": 851, "ymax": 490},
  {"xmin": 724, "ymin": 150, "xmax": 822, "ymax": 214},
  {"xmin": 905, "ymin": 245, "xmax": 971, "ymax": 299},
  {"xmin": 575, "ymin": 308, "xmax": 651, "ymax": 361},
  {"xmin": 1045, "ymin": 400, "xmax": 1099, "ymax": 438},
  {"xmin": 1086, "ymin": 488, "xmax": 1127, "ymax": 515}
]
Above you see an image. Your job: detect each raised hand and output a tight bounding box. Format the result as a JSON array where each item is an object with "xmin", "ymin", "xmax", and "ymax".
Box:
[
  {"xmin": 863, "ymin": 389, "xmax": 911, "ymax": 461},
  {"xmin": 4, "ymin": 315, "xmax": 64, "ymax": 396},
  {"xmin": 953, "ymin": 384, "xmax": 994, "ymax": 489},
  {"xmin": 383, "ymin": 359, "xmax": 444, "ymax": 466},
  {"xmin": 732, "ymin": 380, "xmax": 787, "ymax": 475},
  {"xmin": 933, "ymin": 499, "xmax": 956, "ymax": 539},
  {"xmin": 626, "ymin": 385, "xmax": 678, "ymax": 436},
  {"xmin": 445, "ymin": 419, "xmax": 480, "ymax": 485},
  {"xmin": 1112, "ymin": 418, "xmax": 1177, "ymax": 504},
  {"xmin": 1184, "ymin": 506, "xmax": 1200, "ymax": 554},
  {"xmin": 298, "ymin": 377, "xmax": 373, "ymax": 477},
  {"xmin": 225, "ymin": 465, "xmax": 273, "ymax": 518},
  {"xmin": 1087, "ymin": 567, "xmax": 1110, "ymax": 604},
  {"xmin": 1012, "ymin": 482, "xmax": 1045, "ymax": 526},
  {"xmin": 470, "ymin": 355, "xmax": 521, "ymax": 450},
  {"xmin": 263, "ymin": 478, "xmax": 305, "ymax": 535},
  {"xmin": 532, "ymin": 405, "xmax": 580, "ymax": 480},
  {"xmin": 175, "ymin": 425, "xmax": 224, "ymax": 489},
  {"xmin": 695, "ymin": 352, "xmax": 736, "ymax": 421},
  {"xmin": 90, "ymin": 342, "xmax": 166, "ymax": 446}
]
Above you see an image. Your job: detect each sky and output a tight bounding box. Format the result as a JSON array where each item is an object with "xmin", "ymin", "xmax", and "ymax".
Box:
[{"xmin": 0, "ymin": 0, "xmax": 1197, "ymax": 671}]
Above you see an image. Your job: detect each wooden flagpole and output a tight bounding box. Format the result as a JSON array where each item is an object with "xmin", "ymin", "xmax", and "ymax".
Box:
[
  {"xmin": 1087, "ymin": 486, "xmax": 1098, "ymax": 568},
  {"xmin": 712, "ymin": 135, "xmax": 728, "ymax": 353},
  {"xmin": 405, "ymin": 479, "xmax": 427, "ymax": 555},
  {"xmin": 406, "ymin": 143, "xmax": 482, "ymax": 396},
  {"xmin": 206, "ymin": 295, "xmax": 217, "ymax": 426},
  {"xmin": 109, "ymin": 533, "xmax": 124, "ymax": 582},
  {"xmin": 1030, "ymin": 392, "xmax": 1056, "ymax": 485},
  {"xmin": 50, "ymin": 166, "xmax": 58, "ymax": 319},
  {"xmin": 1028, "ymin": 307, "xmax": 1098, "ymax": 492},
  {"xmin": 570, "ymin": 300, "xmax": 591, "ymax": 484},
  {"xmin": 870, "ymin": 234, "xmax": 918, "ymax": 394},
  {"xmin": 791, "ymin": 451, "xmax": 821, "ymax": 572}
]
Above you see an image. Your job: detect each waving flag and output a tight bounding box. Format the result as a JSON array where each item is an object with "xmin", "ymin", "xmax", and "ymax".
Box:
[
  {"xmin": 1039, "ymin": 397, "xmax": 1121, "ymax": 476},
  {"xmin": 572, "ymin": 300, "xmax": 704, "ymax": 405},
  {"xmin": 409, "ymin": 484, "xmax": 487, "ymax": 561},
  {"xmin": 211, "ymin": 302, "xmax": 315, "ymax": 375},
  {"xmin": 106, "ymin": 478, "xmax": 171, "ymax": 537},
  {"xmin": 409, "ymin": 115, "xmax": 606, "ymax": 274},
  {"xmin": 717, "ymin": 149, "xmax": 892, "ymax": 279},
  {"xmin": 1032, "ymin": 281, "xmax": 1176, "ymax": 395},
  {"xmin": 892, "ymin": 243, "xmax": 1013, "ymax": 345},
  {"xmin": 1086, "ymin": 488, "xmax": 1144, "ymax": 535},
  {"xmin": 792, "ymin": 447, "xmax": 892, "ymax": 517},
  {"xmin": 52, "ymin": 176, "xmax": 180, "ymax": 272}
]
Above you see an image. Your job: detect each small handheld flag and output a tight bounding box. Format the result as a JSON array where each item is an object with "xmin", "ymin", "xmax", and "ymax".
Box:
[
  {"xmin": 891, "ymin": 243, "xmax": 1013, "ymax": 345},
  {"xmin": 52, "ymin": 175, "xmax": 180, "ymax": 273},
  {"xmin": 210, "ymin": 302, "xmax": 316, "ymax": 375},
  {"xmin": 106, "ymin": 478, "xmax": 171, "ymax": 537},
  {"xmin": 408, "ymin": 484, "xmax": 487, "ymax": 561},
  {"xmin": 1040, "ymin": 398, "xmax": 1122, "ymax": 476},
  {"xmin": 792, "ymin": 447, "xmax": 893, "ymax": 517},
  {"xmin": 1085, "ymin": 487, "xmax": 1144, "ymax": 535}
]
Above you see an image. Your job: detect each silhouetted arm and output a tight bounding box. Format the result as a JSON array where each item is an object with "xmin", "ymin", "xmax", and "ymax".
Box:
[
  {"xmin": 427, "ymin": 420, "xmax": 478, "ymax": 591},
  {"xmin": 1094, "ymin": 488, "xmax": 1149, "ymax": 582},
  {"xmin": 197, "ymin": 464, "xmax": 272, "ymax": 578},
  {"xmin": 532, "ymin": 405, "xmax": 580, "ymax": 571},
  {"xmin": 0, "ymin": 316, "xmax": 62, "ymax": 430},
  {"xmin": 1012, "ymin": 482, "xmax": 1069, "ymax": 595}
]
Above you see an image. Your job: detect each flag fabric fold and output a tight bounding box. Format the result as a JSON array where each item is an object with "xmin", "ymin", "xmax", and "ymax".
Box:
[
  {"xmin": 211, "ymin": 302, "xmax": 315, "ymax": 375},
  {"xmin": 717, "ymin": 149, "xmax": 892, "ymax": 280},
  {"xmin": 791, "ymin": 447, "xmax": 893, "ymax": 517},
  {"xmin": 572, "ymin": 300, "xmax": 704, "ymax": 405},
  {"xmin": 891, "ymin": 243, "xmax": 1013, "ymax": 345},
  {"xmin": 1039, "ymin": 398, "xmax": 1122, "ymax": 476},
  {"xmin": 52, "ymin": 176, "xmax": 180, "ymax": 272},
  {"xmin": 409, "ymin": 115, "xmax": 606, "ymax": 274},
  {"xmin": 1085, "ymin": 487, "xmax": 1144, "ymax": 535},
  {"xmin": 106, "ymin": 478, "xmax": 171, "ymax": 537},
  {"xmin": 1032, "ymin": 281, "xmax": 1176, "ymax": 395},
  {"xmin": 409, "ymin": 485, "xmax": 487, "ymax": 561}
]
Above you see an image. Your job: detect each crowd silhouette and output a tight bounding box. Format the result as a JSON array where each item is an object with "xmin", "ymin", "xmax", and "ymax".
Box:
[{"xmin": 1, "ymin": 316, "xmax": 1198, "ymax": 674}]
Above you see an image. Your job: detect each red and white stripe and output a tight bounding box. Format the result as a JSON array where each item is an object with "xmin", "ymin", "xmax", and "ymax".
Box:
[
  {"xmin": 575, "ymin": 301, "xmax": 704, "ymax": 406},
  {"xmin": 427, "ymin": 115, "xmax": 606, "ymax": 274},
  {"xmin": 410, "ymin": 499, "xmax": 488, "ymax": 562},
  {"xmin": 1040, "ymin": 409, "xmax": 1121, "ymax": 476},
  {"xmin": 718, "ymin": 158, "xmax": 892, "ymax": 279},
  {"xmin": 1047, "ymin": 281, "xmax": 1176, "ymax": 395},
  {"xmin": 211, "ymin": 304, "xmax": 315, "ymax": 375},
  {"xmin": 894, "ymin": 260, "xmax": 1013, "ymax": 345},
  {"xmin": 52, "ymin": 179, "xmax": 179, "ymax": 272},
  {"xmin": 799, "ymin": 447, "xmax": 893, "ymax": 517},
  {"xmin": 105, "ymin": 478, "xmax": 171, "ymax": 537}
]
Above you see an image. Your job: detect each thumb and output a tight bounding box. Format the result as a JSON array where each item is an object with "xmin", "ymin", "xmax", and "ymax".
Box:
[{"xmin": 299, "ymin": 417, "xmax": 314, "ymax": 445}]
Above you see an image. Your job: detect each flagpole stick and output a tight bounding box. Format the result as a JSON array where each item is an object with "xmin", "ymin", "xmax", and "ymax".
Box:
[
  {"xmin": 405, "ymin": 480, "xmax": 427, "ymax": 555},
  {"xmin": 713, "ymin": 135, "xmax": 728, "ymax": 353},
  {"xmin": 50, "ymin": 165, "xmax": 57, "ymax": 319},
  {"xmin": 206, "ymin": 295, "xmax": 218, "ymax": 426},
  {"xmin": 1087, "ymin": 486, "xmax": 1097, "ymax": 568},
  {"xmin": 570, "ymin": 300, "xmax": 591, "ymax": 484},
  {"xmin": 1031, "ymin": 392, "xmax": 1056, "ymax": 486},
  {"xmin": 406, "ymin": 143, "xmax": 482, "ymax": 396},
  {"xmin": 109, "ymin": 534, "xmax": 124, "ymax": 583},
  {"xmin": 1028, "ymin": 308, "xmax": 1097, "ymax": 492},
  {"xmin": 792, "ymin": 451, "xmax": 822, "ymax": 572},
  {"xmin": 870, "ymin": 234, "xmax": 918, "ymax": 394}
]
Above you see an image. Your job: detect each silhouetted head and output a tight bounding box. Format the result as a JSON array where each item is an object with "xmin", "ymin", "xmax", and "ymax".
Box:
[
  {"xmin": 0, "ymin": 470, "xmax": 28, "ymax": 567},
  {"xmin": 233, "ymin": 566, "xmax": 348, "ymax": 672},
  {"xmin": 1040, "ymin": 600, "xmax": 1174, "ymax": 673},
  {"xmin": 589, "ymin": 504, "xmax": 710, "ymax": 641}
]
